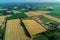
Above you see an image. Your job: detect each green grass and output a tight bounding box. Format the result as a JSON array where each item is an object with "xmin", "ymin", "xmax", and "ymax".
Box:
[
  {"xmin": 6, "ymin": 13, "xmax": 28, "ymax": 20},
  {"xmin": 39, "ymin": 15, "xmax": 52, "ymax": 22},
  {"xmin": 38, "ymin": 6, "xmax": 60, "ymax": 18},
  {"xmin": 54, "ymin": 31, "xmax": 60, "ymax": 40},
  {"xmin": 39, "ymin": 15, "xmax": 59, "ymax": 24},
  {"xmin": 33, "ymin": 34, "xmax": 49, "ymax": 40},
  {"xmin": 48, "ymin": 7, "xmax": 60, "ymax": 18},
  {"xmin": 48, "ymin": 12, "xmax": 60, "ymax": 18}
]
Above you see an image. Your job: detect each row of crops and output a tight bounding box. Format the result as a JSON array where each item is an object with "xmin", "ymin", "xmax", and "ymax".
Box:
[
  {"xmin": 48, "ymin": 6, "xmax": 60, "ymax": 18},
  {"xmin": 33, "ymin": 29, "xmax": 60, "ymax": 40},
  {"xmin": 4, "ymin": 19, "xmax": 27, "ymax": 40},
  {"xmin": 6, "ymin": 13, "xmax": 28, "ymax": 20},
  {"xmin": 39, "ymin": 15, "xmax": 59, "ymax": 24},
  {"xmin": 48, "ymin": 12, "xmax": 60, "ymax": 18},
  {"xmin": 33, "ymin": 34, "xmax": 49, "ymax": 40},
  {"xmin": 0, "ymin": 16, "xmax": 6, "ymax": 40},
  {"xmin": 39, "ymin": 15, "xmax": 60, "ymax": 30},
  {"xmin": 22, "ymin": 19, "xmax": 47, "ymax": 37},
  {"xmin": 37, "ymin": 6, "xmax": 60, "ymax": 19},
  {"xmin": 36, "ymin": 15, "xmax": 60, "ymax": 40}
]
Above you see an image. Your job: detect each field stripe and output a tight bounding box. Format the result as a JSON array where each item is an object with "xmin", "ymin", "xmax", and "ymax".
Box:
[
  {"xmin": 43, "ymin": 15, "xmax": 60, "ymax": 23},
  {"xmin": 22, "ymin": 20, "xmax": 47, "ymax": 37},
  {"xmin": 4, "ymin": 19, "xmax": 27, "ymax": 40}
]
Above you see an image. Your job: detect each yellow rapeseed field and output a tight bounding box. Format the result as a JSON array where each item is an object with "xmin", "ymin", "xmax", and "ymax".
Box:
[
  {"xmin": 4, "ymin": 19, "xmax": 27, "ymax": 40},
  {"xmin": 22, "ymin": 19, "xmax": 47, "ymax": 37}
]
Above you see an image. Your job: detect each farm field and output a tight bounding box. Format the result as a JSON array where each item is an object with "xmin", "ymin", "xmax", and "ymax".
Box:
[
  {"xmin": 6, "ymin": 13, "xmax": 28, "ymax": 20},
  {"xmin": 39, "ymin": 15, "xmax": 52, "ymax": 22},
  {"xmin": 25, "ymin": 11, "xmax": 48, "ymax": 17},
  {"xmin": 0, "ymin": 16, "xmax": 6, "ymax": 40},
  {"xmin": 0, "ymin": 2, "xmax": 60, "ymax": 40},
  {"xmin": 38, "ymin": 15, "xmax": 59, "ymax": 24},
  {"xmin": 22, "ymin": 19, "xmax": 47, "ymax": 37},
  {"xmin": 12, "ymin": 10, "xmax": 21, "ymax": 14},
  {"xmin": 48, "ymin": 6, "xmax": 60, "ymax": 18},
  {"xmin": 0, "ymin": 16, "xmax": 6, "ymax": 27},
  {"xmin": 33, "ymin": 34, "xmax": 49, "ymax": 40},
  {"xmin": 43, "ymin": 15, "xmax": 60, "ymax": 23},
  {"xmin": 4, "ymin": 19, "xmax": 27, "ymax": 40}
]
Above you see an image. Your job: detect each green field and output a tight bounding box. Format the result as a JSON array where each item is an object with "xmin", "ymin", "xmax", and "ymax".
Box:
[
  {"xmin": 54, "ymin": 31, "xmax": 60, "ymax": 40},
  {"xmin": 6, "ymin": 13, "xmax": 28, "ymax": 20},
  {"xmin": 33, "ymin": 34, "xmax": 49, "ymax": 40},
  {"xmin": 39, "ymin": 15, "xmax": 52, "ymax": 22},
  {"xmin": 47, "ymin": 6, "xmax": 60, "ymax": 18},
  {"xmin": 39, "ymin": 15, "xmax": 59, "ymax": 24},
  {"xmin": 38, "ymin": 6, "xmax": 60, "ymax": 18}
]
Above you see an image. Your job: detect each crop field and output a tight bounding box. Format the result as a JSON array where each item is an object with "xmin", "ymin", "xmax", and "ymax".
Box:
[
  {"xmin": 4, "ymin": 19, "xmax": 27, "ymax": 40},
  {"xmin": 12, "ymin": 10, "xmax": 21, "ymax": 14},
  {"xmin": 0, "ymin": 16, "xmax": 6, "ymax": 27},
  {"xmin": 25, "ymin": 11, "xmax": 48, "ymax": 17},
  {"xmin": 39, "ymin": 15, "xmax": 52, "ymax": 22},
  {"xmin": 39, "ymin": 15, "xmax": 60, "ymax": 26},
  {"xmin": 33, "ymin": 34, "xmax": 49, "ymax": 40},
  {"xmin": 43, "ymin": 15, "xmax": 60, "ymax": 23},
  {"xmin": 48, "ymin": 11, "xmax": 60, "ymax": 18},
  {"xmin": 22, "ymin": 19, "xmax": 47, "ymax": 37},
  {"xmin": 38, "ymin": 6, "xmax": 60, "ymax": 18},
  {"xmin": 47, "ymin": 6, "xmax": 60, "ymax": 18},
  {"xmin": 0, "ymin": 16, "xmax": 6, "ymax": 39},
  {"xmin": 6, "ymin": 13, "xmax": 28, "ymax": 20}
]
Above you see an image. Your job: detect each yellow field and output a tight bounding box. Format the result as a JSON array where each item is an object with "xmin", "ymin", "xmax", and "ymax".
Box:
[
  {"xmin": 25, "ymin": 11, "xmax": 49, "ymax": 17},
  {"xmin": 0, "ymin": 16, "xmax": 6, "ymax": 26},
  {"xmin": 22, "ymin": 19, "xmax": 47, "ymax": 37},
  {"xmin": 4, "ymin": 19, "xmax": 27, "ymax": 40}
]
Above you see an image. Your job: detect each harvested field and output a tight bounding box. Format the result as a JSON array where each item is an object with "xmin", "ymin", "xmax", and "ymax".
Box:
[
  {"xmin": 25, "ymin": 11, "xmax": 49, "ymax": 17},
  {"xmin": 22, "ymin": 19, "xmax": 47, "ymax": 37},
  {"xmin": 38, "ymin": 11, "xmax": 49, "ymax": 14},
  {"xmin": 4, "ymin": 19, "xmax": 27, "ymax": 40},
  {"xmin": 0, "ymin": 16, "xmax": 6, "ymax": 26},
  {"xmin": 43, "ymin": 15, "xmax": 60, "ymax": 23}
]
